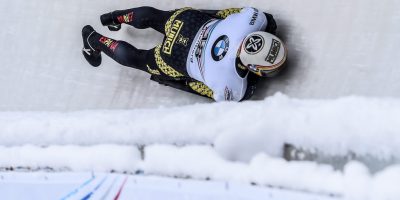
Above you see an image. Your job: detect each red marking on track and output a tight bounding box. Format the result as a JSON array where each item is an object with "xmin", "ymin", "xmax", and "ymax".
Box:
[{"xmin": 114, "ymin": 176, "xmax": 128, "ymax": 200}]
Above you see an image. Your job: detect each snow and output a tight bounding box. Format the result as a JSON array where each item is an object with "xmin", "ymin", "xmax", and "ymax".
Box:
[
  {"xmin": 2, "ymin": 93, "xmax": 400, "ymax": 198},
  {"xmin": 0, "ymin": 145, "xmax": 140, "ymax": 172},
  {"xmin": 343, "ymin": 162, "xmax": 371, "ymax": 200},
  {"xmin": 2, "ymin": 144, "xmax": 400, "ymax": 199},
  {"xmin": 143, "ymin": 145, "xmax": 344, "ymax": 195},
  {"xmin": 1, "ymin": 93, "xmax": 399, "ymax": 162},
  {"xmin": 143, "ymin": 145, "xmax": 400, "ymax": 199}
]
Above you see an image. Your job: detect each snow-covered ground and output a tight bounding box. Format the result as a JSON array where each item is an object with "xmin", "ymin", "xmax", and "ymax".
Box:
[
  {"xmin": 1, "ymin": 0, "xmax": 400, "ymax": 199},
  {"xmin": 1, "ymin": 94, "xmax": 400, "ymax": 162},
  {"xmin": 1, "ymin": 95, "xmax": 400, "ymax": 199}
]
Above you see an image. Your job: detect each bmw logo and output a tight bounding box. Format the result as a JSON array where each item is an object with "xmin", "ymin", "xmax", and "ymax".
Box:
[
  {"xmin": 211, "ymin": 35, "xmax": 229, "ymax": 61},
  {"xmin": 244, "ymin": 34, "xmax": 264, "ymax": 54}
]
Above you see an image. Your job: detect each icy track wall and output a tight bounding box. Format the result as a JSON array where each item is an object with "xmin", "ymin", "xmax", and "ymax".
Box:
[{"xmin": 1, "ymin": 0, "xmax": 399, "ymax": 111}]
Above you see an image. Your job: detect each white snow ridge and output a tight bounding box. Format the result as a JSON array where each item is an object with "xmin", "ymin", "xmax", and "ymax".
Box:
[
  {"xmin": 1, "ymin": 0, "xmax": 400, "ymax": 199},
  {"xmin": 1, "ymin": 94, "xmax": 400, "ymax": 199}
]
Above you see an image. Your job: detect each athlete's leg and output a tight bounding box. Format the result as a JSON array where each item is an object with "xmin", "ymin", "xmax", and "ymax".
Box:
[
  {"xmin": 83, "ymin": 25, "xmax": 153, "ymax": 72},
  {"xmin": 100, "ymin": 6, "xmax": 171, "ymax": 34}
]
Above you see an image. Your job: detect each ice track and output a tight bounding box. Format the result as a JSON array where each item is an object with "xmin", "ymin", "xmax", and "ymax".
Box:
[{"xmin": 1, "ymin": 0, "xmax": 399, "ymax": 110}]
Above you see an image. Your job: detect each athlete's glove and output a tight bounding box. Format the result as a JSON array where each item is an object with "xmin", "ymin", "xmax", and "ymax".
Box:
[
  {"xmin": 106, "ymin": 24, "xmax": 121, "ymax": 31},
  {"xmin": 100, "ymin": 13, "xmax": 122, "ymax": 31},
  {"xmin": 264, "ymin": 13, "xmax": 277, "ymax": 35}
]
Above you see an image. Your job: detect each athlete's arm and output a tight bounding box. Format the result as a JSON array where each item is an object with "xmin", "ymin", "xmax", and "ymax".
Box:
[
  {"xmin": 198, "ymin": 9, "xmax": 220, "ymax": 18},
  {"xmin": 150, "ymin": 76, "xmax": 214, "ymax": 99},
  {"xmin": 241, "ymin": 73, "xmax": 260, "ymax": 101}
]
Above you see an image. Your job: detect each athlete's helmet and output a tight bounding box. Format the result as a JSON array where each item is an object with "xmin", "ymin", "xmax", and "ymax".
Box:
[{"xmin": 239, "ymin": 31, "xmax": 287, "ymax": 77}]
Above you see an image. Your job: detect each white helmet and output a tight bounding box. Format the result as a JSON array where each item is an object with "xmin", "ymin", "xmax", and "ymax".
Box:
[{"xmin": 239, "ymin": 31, "xmax": 287, "ymax": 77}]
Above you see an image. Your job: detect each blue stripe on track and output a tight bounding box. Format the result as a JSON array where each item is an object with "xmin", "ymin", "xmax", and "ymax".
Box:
[
  {"xmin": 81, "ymin": 176, "xmax": 108, "ymax": 200},
  {"xmin": 61, "ymin": 175, "xmax": 96, "ymax": 200}
]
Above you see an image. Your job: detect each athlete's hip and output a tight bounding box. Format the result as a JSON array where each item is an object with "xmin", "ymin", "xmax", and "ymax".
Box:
[{"xmin": 156, "ymin": 8, "xmax": 213, "ymax": 77}]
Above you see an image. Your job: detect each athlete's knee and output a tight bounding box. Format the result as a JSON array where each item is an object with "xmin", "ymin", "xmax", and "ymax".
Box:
[
  {"xmin": 131, "ymin": 7, "xmax": 161, "ymax": 28},
  {"xmin": 135, "ymin": 6, "xmax": 160, "ymax": 15},
  {"xmin": 113, "ymin": 41, "xmax": 135, "ymax": 65},
  {"xmin": 114, "ymin": 41, "xmax": 147, "ymax": 68}
]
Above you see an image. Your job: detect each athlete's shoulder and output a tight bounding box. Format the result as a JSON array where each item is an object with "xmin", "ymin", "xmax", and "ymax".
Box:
[
  {"xmin": 224, "ymin": 7, "xmax": 266, "ymax": 28},
  {"xmin": 239, "ymin": 7, "xmax": 259, "ymax": 14},
  {"xmin": 235, "ymin": 7, "xmax": 261, "ymax": 16}
]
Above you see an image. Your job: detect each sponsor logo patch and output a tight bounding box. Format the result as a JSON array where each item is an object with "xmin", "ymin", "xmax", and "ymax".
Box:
[
  {"xmin": 266, "ymin": 39, "xmax": 281, "ymax": 64},
  {"xmin": 177, "ymin": 34, "xmax": 189, "ymax": 46},
  {"xmin": 211, "ymin": 35, "xmax": 229, "ymax": 61},
  {"xmin": 249, "ymin": 8, "xmax": 259, "ymax": 25},
  {"xmin": 163, "ymin": 20, "xmax": 184, "ymax": 55},
  {"xmin": 99, "ymin": 37, "xmax": 119, "ymax": 52},
  {"xmin": 117, "ymin": 12, "xmax": 134, "ymax": 23},
  {"xmin": 224, "ymin": 87, "xmax": 233, "ymax": 101},
  {"xmin": 244, "ymin": 34, "xmax": 264, "ymax": 55},
  {"xmin": 190, "ymin": 19, "xmax": 218, "ymax": 80}
]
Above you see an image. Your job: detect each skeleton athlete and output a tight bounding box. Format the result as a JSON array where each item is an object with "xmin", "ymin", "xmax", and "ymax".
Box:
[{"xmin": 81, "ymin": 7, "xmax": 287, "ymax": 102}]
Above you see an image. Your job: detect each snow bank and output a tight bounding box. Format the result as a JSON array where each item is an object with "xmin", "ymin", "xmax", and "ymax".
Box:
[
  {"xmin": 1, "ymin": 94, "xmax": 400, "ymax": 161},
  {"xmin": 143, "ymin": 145, "xmax": 344, "ymax": 194},
  {"xmin": 0, "ymin": 145, "xmax": 140, "ymax": 172},
  {"xmin": 2, "ymin": 94, "xmax": 400, "ymax": 198},
  {"xmin": 143, "ymin": 145, "xmax": 400, "ymax": 200},
  {"xmin": 2, "ymin": 144, "xmax": 400, "ymax": 199}
]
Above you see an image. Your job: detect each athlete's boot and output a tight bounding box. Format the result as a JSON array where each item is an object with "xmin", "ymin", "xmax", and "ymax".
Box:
[
  {"xmin": 81, "ymin": 25, "xmax": 102, "ymax": 67},
  {"xmin": 100, "ymin": 12, "xmax": 122, "ymax": 31}
]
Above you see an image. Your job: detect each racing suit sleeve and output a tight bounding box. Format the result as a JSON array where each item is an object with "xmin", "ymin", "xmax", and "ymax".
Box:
[{"xmin": 240, "ymin": 72, "xmax": 260, "ymax": 101}]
